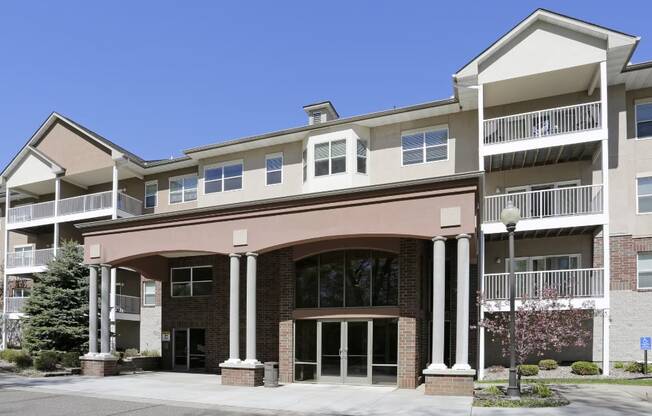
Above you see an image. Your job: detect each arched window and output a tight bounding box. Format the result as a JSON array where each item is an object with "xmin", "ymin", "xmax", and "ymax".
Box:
[{"xmin": 295, "ymin": 250, "xmax": 399, "ymax": 308}]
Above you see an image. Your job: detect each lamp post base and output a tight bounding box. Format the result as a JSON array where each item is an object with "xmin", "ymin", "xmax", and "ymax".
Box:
[{"xmin": 507, "ymin": 368, "xmax": 520, "ymax": 397}]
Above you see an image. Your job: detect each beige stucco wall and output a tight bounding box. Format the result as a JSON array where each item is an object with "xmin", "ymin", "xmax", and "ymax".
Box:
[
  {"xmin": 142, "ymin": 166, "xmax": 199, "ymax": 214},
  {"xmin": 484, "ymin": 234, "xmax": 594, "ymax": 274},
  {"xmin": 608, "ymin": 85, "xmax": 652, "ymax": 236}
]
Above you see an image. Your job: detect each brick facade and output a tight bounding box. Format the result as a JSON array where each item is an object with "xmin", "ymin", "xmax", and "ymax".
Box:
[
  {"xmin": 424, "ymin": 374, "xmax": 474, "ymax": 396},
  {"xmin": 593, "ymin": 235, "xmax": 652, "ymax": 291},
  {"xmin": 80, "ymin": 357, "xmax": 118, "ymax": 376},
  {"xmin": 221, "ymin": 366, "xmax": 264, "ymax": 387},
  {"xmin": 277, "ymin": 248, "xmax": 295, "ymax": 383}
]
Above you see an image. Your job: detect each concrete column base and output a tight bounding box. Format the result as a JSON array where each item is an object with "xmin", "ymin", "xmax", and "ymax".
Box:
[
  {"xmin": 220, "ymin": 363, "xmax": 264, "ymax": 387},
  {"xmin": 80, "ymin": 355, "xmax": 119, "ymax": 377},
  {"xmin": 423, "ymin": 368, "xmax": 475, "ymax": 396}
]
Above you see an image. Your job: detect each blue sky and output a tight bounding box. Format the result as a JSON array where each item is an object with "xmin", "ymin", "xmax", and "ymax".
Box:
[{"xmin": 1, "ymin": 1, "xmax": 651, "ymax": 167}]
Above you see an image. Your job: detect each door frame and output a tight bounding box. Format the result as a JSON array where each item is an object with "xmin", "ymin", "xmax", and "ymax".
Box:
[
  {"xmin": 172, "ymin": 327, "xmax": 206, "ymax": 371},
  {"xmin": 316, "ymin": 319, "xmax": 373, "ymax": 384}
]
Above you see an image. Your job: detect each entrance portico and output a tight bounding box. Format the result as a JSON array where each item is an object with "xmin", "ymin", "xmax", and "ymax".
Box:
[{"xmin": 78, "ymin": 176, "xmax": 479, "ymax": 392}]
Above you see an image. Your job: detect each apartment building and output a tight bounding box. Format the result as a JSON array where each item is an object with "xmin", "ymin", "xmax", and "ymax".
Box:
[{"xmin": 1, "ymin": 9, "xmax": 652, "ymax": 395}]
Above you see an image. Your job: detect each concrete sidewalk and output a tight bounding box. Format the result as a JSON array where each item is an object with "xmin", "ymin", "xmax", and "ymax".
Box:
[{"xmin": 0, "ymin": 372, "xmax": 472, "ymax": 416}]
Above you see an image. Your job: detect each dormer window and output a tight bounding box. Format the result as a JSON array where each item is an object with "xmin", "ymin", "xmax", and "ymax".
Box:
[
  {"xmin": 315, "ymin": 140, "xmax": 346, "ymax": 176},
  {"xmin": 312, "ymin": 112, "xmax": 322, "ymax": 125}
]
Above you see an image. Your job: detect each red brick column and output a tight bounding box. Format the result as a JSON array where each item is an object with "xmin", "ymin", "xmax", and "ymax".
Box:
[
  {"xmin": 424, "ymin": 370, "xmax": 475, "ymax": 396},
  {"xmin": 80, "ymin": 356, "xmax": 118, "ymax": 377},
  {"xmin": 221, "ymin": 366, "xmax": 264, "ymax": 386},
  {"xmin": 398, "ymin": 239, "xmax": 423, "ymax": 388},
  {"xmin": 278, "ymin": 247, "xmax": 295, "ymax": 383}
]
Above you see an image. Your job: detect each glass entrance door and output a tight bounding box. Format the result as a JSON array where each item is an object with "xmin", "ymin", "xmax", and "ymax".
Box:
[
  {"xmin": 173, "ymin": 329, "xmax": 188, "ymax": 370},
  {"xmin": 317, "ymin": 320, "xmax": 371, "ymax": 384},
  {"xmin": 173, "ymin": 328, "xmax": 206, "ymax": 371}
]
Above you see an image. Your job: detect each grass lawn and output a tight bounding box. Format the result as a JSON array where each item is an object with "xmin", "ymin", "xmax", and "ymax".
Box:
[{"xmin": 479, "ymin": 378, "xmax": 652, "ymax": 386}]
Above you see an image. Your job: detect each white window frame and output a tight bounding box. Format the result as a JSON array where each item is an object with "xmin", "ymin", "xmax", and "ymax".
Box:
[
  {"xmin": 170, "ymin": 265, "xmax": 213, "ymax": 298},
  {"xmin": 265, "ymin": 153, "xmax": 283, "ymax": 186},
  {"xmin": 143, "ymin": 281, "xmax": 156, "ymax": 306},
  {"xmin": 635, "ymin": 98, "xmax": 652, "ymax": 140},
  {"xmin": 13, "ymin": 243, "xmax": 35, "ymax": 253},
  {"xmin": 144, "ymin": 180, "xmax": 158, "ymax": 209},
  {"xmin": 356, "ymin": 139, "xmax": 368, "ymax": 175},
  {"xmin": 314, "ymin": 139, "xmax": 347, "ymax": 177},
  {"xmin": 12, "ymin": 287, "xmax": 30, "ymax": 298},
  {"xmin": 400, "ymin": 125, "xmax": 449, "ymax": 166},
  {"xmin": 302, "ymin": 149, "xmax": 308, "ymax": 182},
  {"xmin": 636, "ymin": 175, "xmax": 652, "ymax": 215},
  {"xmin": 203, "ymin": 160, "xmax": 244, "ymax": 194},
  {"xmin": 505, "ymin": 254, "xmax": 582, "ymax": 272},
  {"xmin": 504, "ymin": 180, "xmax": 581, "ymax": 194},
  {"xmin": 637, "ymin": 251, "xmax": 652, "ymax": 290},
  {"xmin": 168, "ymin": 174, "xmax": 198, "ymax": 204}
]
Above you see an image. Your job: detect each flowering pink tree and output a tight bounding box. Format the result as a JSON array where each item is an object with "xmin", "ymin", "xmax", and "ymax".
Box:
[{"xmin": 479, "ymin": 288, "xmax": 594, "ymax": 364}]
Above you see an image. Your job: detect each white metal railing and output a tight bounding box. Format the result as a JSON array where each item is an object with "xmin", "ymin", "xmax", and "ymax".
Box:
[
  {"xmin": 7, "ymin": 191, "xmax": 143, "ymax": 224},
  {"xmin": 117, "ymin": 193, "xmax": 143, "ymax": 216},
  {"xmin": 5, "ymin": 297, "xmax": 27, "ymax": 313},
  {"xmin": 116, "ymin": 294, "xmax": 140, "ymax": 314},
  {"xmin": 484, "ymin": 184, "xmax": 603, "ymax": 223},
  {"xmin": 484, "ymin": 101, "xmax": 601, "ymax": 145},
  {"xmin": 6, "ymin": 248, "xmax": 56, "ymax": 269},
  {"xmin": 7, "ymin": 200, "xmax": 55, "ymax": 224},
  {"xmin": 483, "ymin": 268, "xmax": 604, "ymax": 301}
]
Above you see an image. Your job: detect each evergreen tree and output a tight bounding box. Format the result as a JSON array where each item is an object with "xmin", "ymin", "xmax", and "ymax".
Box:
[{"xmin": 22, "ymin": 240, "xmax": 89, "ymax": 353}]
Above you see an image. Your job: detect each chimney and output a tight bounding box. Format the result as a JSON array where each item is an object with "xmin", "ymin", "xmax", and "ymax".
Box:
[{"xmin": 303, "ymin": 101, "xmax": 339, "ymax": 125}]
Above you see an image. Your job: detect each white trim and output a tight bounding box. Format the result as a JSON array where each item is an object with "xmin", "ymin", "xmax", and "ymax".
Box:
[
  {"xmin": 634, "ymin": 98, "xmax": 652, "ymax": 140},
  {"xmin": 636, "ymin": 176, "xmax": 652, "ymax": 214},
  {"xmin": 144, "ymin": 180, "xmax": 158, "ymax": 209},
  {"xmin": 170, "ymin": 265, "xmax": 213, "ymax": 298},
  {"xmin": 203, "ymin": 159, "xmax": 244, "ymax": 194},
  {"xmin": 168, "ymin": 174, "xmax": 198, "ymax": 205},
  {"xmin": 400, "ymin": 125, "xmax": 449, "ymax": 167},
  {"xmin": 636, "ymin": 251, "xmax": 652, "ymax": 290},
  {"xmin": 142, "ymin": 281, "xmax": 156, "ymax": 306},
  {"xmin": 265, "ymin": 152, "xmax": 283, "ymax": 186}
]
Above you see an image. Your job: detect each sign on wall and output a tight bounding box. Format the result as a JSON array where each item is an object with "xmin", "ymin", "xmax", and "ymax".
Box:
[
  {"xmin": 161, "ymin": 331, "xmax": 171, "ymax": 342},
  {"xmin": 641, "ymin": 337, "xmax": 651, "ymax": 351}
]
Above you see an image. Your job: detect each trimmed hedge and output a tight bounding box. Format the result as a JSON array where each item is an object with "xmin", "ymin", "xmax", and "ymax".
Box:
[
  {"xmin": 571, "ymin": 361, "xmax": 599, "ymax": 375},
  {"xmin": 518, "ymin": 364, "xmax": 540, "ymax": 376},
  {"xmin": 538, "ymin": 359, "xmax": 558, "ymax": 370},
  {"xmin": 34, "ymin": 351, "xmax": 60, "ymax": 372}
]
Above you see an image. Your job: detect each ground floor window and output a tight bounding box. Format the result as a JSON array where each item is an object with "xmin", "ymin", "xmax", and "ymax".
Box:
[
  {"xmin": 173, "ymin": 328, "xmax": 206, "ymax": 371},
  {"xmin": 638, "ymin": 252, "xmax": 652, "ymax": 289},
  {"xmin": 294, "ymin": 318, "xmax": 398, "ymax": 385}
]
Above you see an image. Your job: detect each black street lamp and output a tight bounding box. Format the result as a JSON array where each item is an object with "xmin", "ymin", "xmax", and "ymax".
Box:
[{"xmin": 500, "ymin": 200, "xmax": 521, "ymax": 398}]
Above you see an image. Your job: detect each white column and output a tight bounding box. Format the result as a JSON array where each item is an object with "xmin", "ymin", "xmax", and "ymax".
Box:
[
  {"xmin": 88, "ymin": 266, "xmax": 98, "ymax": 355},
  {"xmin": 53, "ymin": 176, "xmax": 60, "ymax": 253},
  {"xmin": 225, "ymin": 253, "xmax": 241, "ymax": 364},
  {"xmin": 244, "ymin": 252, "xmax": 259, "ymax": 364},
  {"xmin": 600, "ymin": 59, "xmax": 610, "ymax": 376},
  {"xmin": 428, "ymin": 236, "xmax": 447, "ymax": 370},
  {"xmin": 477, "ymin": 83, "xmax": 485, "ymax": 172},
  {"xmin": 112, "ymin": 163, "xmax": 119, "ymax": 220},
  {"xmin": 100, "ymin": 265, "xmax": 111, "ymax": 355},
  {"xmin": 453, "ymin": 234, "xmax": 472, "ymax": 371},
  {"xmin": 1, "ymin": 186, "xmax": 9, "ymax": 350},
  {"xmin": 109, "ymin": 268, "xmax": 117, "ymax": 353}
]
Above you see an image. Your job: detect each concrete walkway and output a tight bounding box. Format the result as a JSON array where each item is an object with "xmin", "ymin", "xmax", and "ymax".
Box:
[{"xmin": 0, "ymin": 372, "xmax": 472, "ymax": 416}]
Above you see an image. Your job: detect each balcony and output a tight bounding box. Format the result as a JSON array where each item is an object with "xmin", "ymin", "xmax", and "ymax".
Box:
[
  {"xmin": 5, "ymin": 297, "xmax": 28, "ymax": 314},
  {"xmin": 6, "ymin": 248, "xmax": 55, "ymax": 274},
  {"xmin": 483, "ymin": 268, "xmax": 605, "ymax": 310},
  {"xmin": 482, "ymin": 102, "xmax": 603, "ymax": 159},
  {"xmin": 116, "ymin": 294, "xmax": 140, "ymax": 320},
  {"xmin": 482, "ymin": 184, "xmax": 605, "ymax": 234},
  {"xmin": 7, "ymin": 191, "xmax": 143, "ymax": 229}
]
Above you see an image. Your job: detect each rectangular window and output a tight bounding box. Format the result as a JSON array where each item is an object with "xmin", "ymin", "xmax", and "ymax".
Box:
[
  {"xmin": 401, "ymin": 127, "xmax": 448, "ymax": 165},
  {"xmin": 302, "ymin": 149, "xmax": 307, "ymax": 182},
  {"xmin": 204, "ymin": 161, "xmax": 243, "ymax": 194},
  {"xmin": 637, "ymin": 176, "xmax": 652, "ymax": 214},
  {"xmin": 314, "ymin": 139, "xmax": 346, "ymax": 177},
  {"xmin": 143, "ymin": 281, "xmax": 156, "ymax": 306},
  {"xmin": 266, "ymin": 153, "xmax": 283, "ymax": 185},
  {"xmin": 144, "ymin": 181, "xmax": 158, "ymax": 208},
  {"xmin": 312, "ymin": 112, "xmax": 321, "ymax": 124},
  {"xmin": 169, "ymin": 175, "xmax": 198, "ymax": 204},
  {"xmin": 357, "ymin": 139, "xmax": 367, "ymax": 174},
  {"xmin": 636, "ymin": 100, "xmax": 652, "ymax": 139},
  {"xmin": 638, "ymin": 252, "xmax": 652, "ymax": 289},
  {"xmin": 171, "ymin": 266, "xmax": 213, "ymax": 297},
  {"xmin": 12, "ymin": 288, "xmax": 30, "ymax": 297}
]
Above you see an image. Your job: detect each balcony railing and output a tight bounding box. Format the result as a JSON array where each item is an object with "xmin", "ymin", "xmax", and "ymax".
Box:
[
  {"xmin": 484, "ymin": 184, "xmax": 603, "ymax": 223},
  {"xmin": 484, "ymin": 101, "xmax": 602, "ymax": 145},
  {"xmin": 116, "ymin": 294, "xmax": 140, "ymax": 315},
  {"xmin": 6, "ymin": 248, "xmax": 56, "ymax": 269},
  {"xmin": 5, "ymin": 297, "xmax": 28, "ymax": 313},
  {"xmin": 483, "ymin": 268, "xmax": 604, "ymax": 301},
  {"xmin": 7, "ymin": 191, "xmax": 143, "ymax": 225}
]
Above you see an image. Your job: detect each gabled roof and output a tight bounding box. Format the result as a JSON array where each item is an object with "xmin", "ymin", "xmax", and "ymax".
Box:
[{"xmin": 454, "ymin": 8, "xmax": 638, "ymax": 81}]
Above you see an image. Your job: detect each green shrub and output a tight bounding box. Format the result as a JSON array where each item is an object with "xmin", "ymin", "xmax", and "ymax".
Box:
[
  {"xmin": 614, "ymin": 361, "xmax": 624, "ymax": 369},
  {"xmin": 140, "ymin": 349, "xmax": 161, "ymax": 357},
  {"xmin": 624, "ymin": 362, "xmax": 652, "ymax": 373},
  {"xmin": 34, "ymin": 351, "xmax": 60, "ymax": 372},
  {"xmin": 532, "ymin": 383, "xmax": 552, "ymax": 398},
  {"xmin": 538, "ymin": 359, "xmax": 558, "ymax": 370},
  {"xmin": 0, "ymin": 349, "xmax": 23, "ymax": 363},
  {"xmin": 571, "ymin": 361, "xmax": 599, "ymax": 375},
  {"xmin": 484, "ymin": 385, "xmax": 504, "ymax": 396},
  {"xmin": 518, "ymin": 364, "xmax": 539, "ymax": 376},
  {"xmin": 124, "ymin": 348, "xmax": 139, "ymax": 358},
  {"xmin": 60, "ymin": 351, "xmax": 80, "ymax": 368},
  {"xmin": 13, "ymin": 351, "xmax": 33, "ymax": 369}
]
